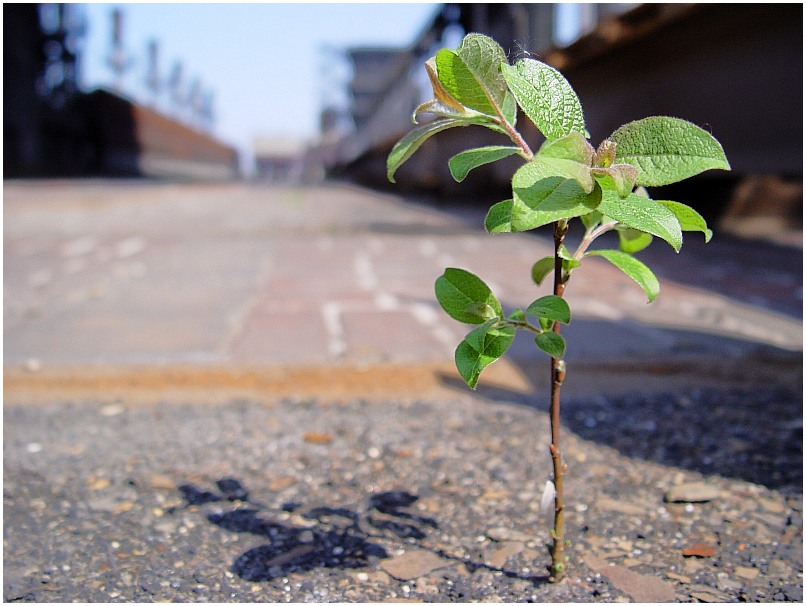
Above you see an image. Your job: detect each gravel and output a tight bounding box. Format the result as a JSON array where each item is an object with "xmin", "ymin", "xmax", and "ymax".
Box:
[{"xmin": 4, "ymin": 387, "xmax": 802, "ymax": 602}]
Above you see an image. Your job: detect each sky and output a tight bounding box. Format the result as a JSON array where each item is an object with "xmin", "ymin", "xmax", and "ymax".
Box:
[{"xmin": 78, "ymin": 3, "xmax": 441, "ymax": 172}]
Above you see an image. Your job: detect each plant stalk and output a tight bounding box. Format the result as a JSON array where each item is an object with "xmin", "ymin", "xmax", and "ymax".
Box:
[{"xmin": 548, "ymin": 219, "xmax": 569, "ymax": 581}]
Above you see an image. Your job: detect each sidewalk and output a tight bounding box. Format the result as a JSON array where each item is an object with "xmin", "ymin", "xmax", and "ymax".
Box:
[{"xmin": 4, "ymin": 179, "xmax": 802, "ymax": 403}]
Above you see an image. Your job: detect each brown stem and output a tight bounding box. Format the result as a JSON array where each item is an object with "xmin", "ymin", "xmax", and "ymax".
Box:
[{"xmin": 548, "ymin": 220, "xmax": 568, "ymax": 581}]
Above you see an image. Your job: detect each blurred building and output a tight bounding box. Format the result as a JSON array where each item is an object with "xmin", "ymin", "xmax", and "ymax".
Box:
[
  {"xmin": 253, "ymin": 136, "xmax": 306, "ymax": 183},
  {"xmin": 325, "ymin": 3, "xmax": 802, "ymax": 231},
  {"xmin": 4, "ymin": 3, "xmax": 239, "ymax": 179}
]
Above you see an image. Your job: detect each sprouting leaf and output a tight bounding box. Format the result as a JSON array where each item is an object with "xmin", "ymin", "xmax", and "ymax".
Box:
[
  {"xmin": 422, "ymin": 57, "xmax": 466, "ymax": 114},
  {"xmin": 502, "ymin": 90, "xmax": 518, "ymax": 127},
  {"xmin": 598, "ymin": 190, "xmax": 682, "ymax": 252},
  {"xmin": 435, "ymin": 34, "xmax": 508, "ymax": 117},
  {"xmin": 609, "ymin": 116, "xmax": 730, "ymax": 186},
  {"xmin": 435, "ymin": 268, "xmax": 503, "ymax": 324},
  {"xmin": 538, "ymin": 132, "xmax": 595, "ymax": 164},
  {"xmin": 387, "ymin": 118, "xmax": 466, "ymax": 183},
  {"xmin": 657, "ymin": 200, "xmax": 713, "ymax": 242},
  {"xmin": 501, "ymin": 58, "xmax": 586, "ymax": 141},
  {"xmin": 587, "ymin": 249, "xmax": 660, "ymax": 302},
  {"xmin": 511, "ymin": 168, "xmax": 601, "ymax": 232},
  {"xmin": 455, "ymin": 319, "xmax": 515, "ymax": 388},
  {"xmin": 525, "ymin": 295, "xmax": 571, "ymax": 324},
  {"xmin": 594, "ymin": 139, "xmax": 617, "ymax": 168},
  {"xmin": 531, "ymin": 257, "xmax": 555, "ymax": 286},
  {"xmin": 449, "ymin": 146, "xmax": 522, "ymax": 182},
  {"xmin": 580, "ymin": 210, "xmax": 603, "ymax": 231},
  {"xmin": 617, "ymin": 227, "xmax": 653, "ymax": 254},
  {"xmin": 413, "ymin": 99, "xmax": 469, "ymax": 122},
  {"xmin": 558, "ymin": 245, "xmax": 582, "ymax": 274},
  {"xmin": 590, "ymin": 164, "xmax": 638, "ymax": 198},
  {"xmin": 485, "ymin": 199, "xmax": 514, "ymax": 233},
  {"xmin": 535, "ymin": 331, "xmax": 566, "ymax": 358}
]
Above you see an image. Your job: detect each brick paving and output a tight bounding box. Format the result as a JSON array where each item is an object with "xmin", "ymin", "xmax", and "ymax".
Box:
[{"xmin": 3, "ymin": 179, "xmax": 802, "ymax": 401}]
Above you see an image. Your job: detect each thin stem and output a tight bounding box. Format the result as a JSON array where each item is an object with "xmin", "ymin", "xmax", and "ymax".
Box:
[
  {"xmin": 492, "ymin": 109, "xmax": 533, "ymax": 161},
  {"xmin": 573, "ymin": 220, "xmax": 618, "ymax": 261},
  {"xmin": 548, "ymin": 219, "xmax": 568, "ymax": 582}
]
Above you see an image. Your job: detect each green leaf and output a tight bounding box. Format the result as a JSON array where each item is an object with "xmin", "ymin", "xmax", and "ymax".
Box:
[
  {"xmin": 485, "ymin": 199, "xmax": 514, "ymax": 233},
  {"xmin": 657, "ymin": 200, "xmax": 713, "ymax": 242},
  {"xmin": 617, "ymin": 227, "xmax": 653, "ymax": 254},
  {"xmin": 387, "ymin": 118, "xmax": 466, "ymax": 183},
  {"xmin": 455, "ymin": 319, "xmax": 515, "ymax": 388},
  {"xmin": 610, "ymin": 117, "xmax": 730, "ymax": 186},
  {"xmin": 598, "ymin": 190, "xmax": 682, "ymax": 252},
  {"xmin": 587, "ymin": 249, "xmax": 660, "ymax": 302},
  {"xmin": 501, "ymin": 58, "xmax": 586, "ymax": 141},
  {"xmin": 435, "ymin": 34, "xmax": 508, "ymax": 117},
  {"xmin": 449, "ymin": 146, "xmax": 521, "ymax": 182},
  {"xmin": 535, "ymin": 331, "xmax": 566, "ymax": 358},
  {"xmin": 435, "ymin": 268, "xmax": 502, "ymax": 324},
  {"xmin": 531, "ymin": 257, "xmax": 554, "ymax": 286},
  {"xmin": 511, "ymin": 167, "xmax": 601, "ymax": 231},
  {"xmin": 525, "ymin": 295, "xmax": 571, "ymax": 324}
]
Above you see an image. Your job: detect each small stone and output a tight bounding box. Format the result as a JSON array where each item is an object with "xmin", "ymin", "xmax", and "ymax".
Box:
[
  {"xmin": 585, "ymin": 554, "xmax": 676, "ymax": 602},
  {"xmin": 595, "ymin": 497, "xmax": 645, "ymax": 516},
  {"xmin": 380, "ymin": 549, "xmax": 450, "ymax": 580},
  {"xmin": 758, "ymin": 497, "xmax": 787, "ymax": 514},
  {"xmin": 88, "ymin": 477, "xmax": 111, "ymax": 490},
  {"xmin": 486, "ymin": 526, "xmax": 531, "ymax": 542},
  {"xmin": 681, "ymin": 543, "xmax": 717, "ymax": 558},
  {"xmin": 767, "ymin": 558, "xmax": 790, "ymax": 580},
  {"xmin": 148, "ymin": 474, "xmax": 175, "ymax": 490},
  {"xmin": 304, "ymin": 432, "xmax": 333, "ymax": 445},
  {"xmin": 734, "ymin": 566, "xmax": 759, "ymax": 580},
  {"xmin": 100, "ymin": 403, "xmax": 125, "ymax": 417},
  {"xmin": 690, "ymin": 588, "xmax": 731, "ymax": 603},
  {"xmin": 25, "ymin": 442, "xmax": 43, "ymax": 454},
  {"xmin": 665, "ymin": 572, "xmax": 692, "ymax": 583},
  {"xmin": 479, "ymin": 486, "xmax": 510, "ymax": 501},
  {"xmin": 24, "ymin": 358, "xmax": 41, "ymax": 373},
  {"xmin": 664, "ymin": 482, "xmax": 722, "ymax": 503},
  {"xmin": 485, "ymin": 541, "xmax": 525, "ymax": 568}
]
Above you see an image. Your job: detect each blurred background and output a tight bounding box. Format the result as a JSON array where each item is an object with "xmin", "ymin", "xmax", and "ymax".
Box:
[{"xmin": 4, "ymin": 2, "xmax": 802, "ymax": 236}]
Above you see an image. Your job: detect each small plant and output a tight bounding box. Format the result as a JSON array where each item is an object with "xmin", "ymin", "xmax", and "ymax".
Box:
[{"xmin": 387, "ymin": 33, "xmax": 729, "ymax": 580}]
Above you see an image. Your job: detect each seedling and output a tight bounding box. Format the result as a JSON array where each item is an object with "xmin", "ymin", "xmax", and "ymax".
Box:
[{"xmin": 387, "ymin": 33, "xmax": 729, "ymax": 580}]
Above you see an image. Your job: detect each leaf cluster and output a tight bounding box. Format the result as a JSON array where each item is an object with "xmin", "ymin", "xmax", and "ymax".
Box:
[{"xmin": 387, "ymin": 33, "xmax": 730, "ymax": 389}]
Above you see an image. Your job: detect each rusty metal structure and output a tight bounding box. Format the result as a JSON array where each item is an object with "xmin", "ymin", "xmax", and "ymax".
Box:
[
  {"xmin": 329, "ymin": 3, "xmax": 802, "ymax": 225},
  {"xmin": 4, "ymin": 3, "xmax": 238, "ymax": 179}
]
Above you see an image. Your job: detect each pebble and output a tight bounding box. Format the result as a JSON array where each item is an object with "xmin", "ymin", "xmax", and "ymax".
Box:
[
  {"xmin": 585, "ymin": 553, "xmax": 677, "ymax": 602},
  {"xmin": 485, "ymin": 526, "xmax": 531, "ymax": 542},
  {"xmin": 380, "ymin": 550, "xmax": 451, "ymax": 580},
  {"xmin": 100, "ymin": 403, "xmax": 125, "ymax": 417},
  {"xmin": 734, "ymin": 566, "xmax": 759, "ymax": 580},
  {"xmin": 664, "ymin": 482, "xmax": 723, "ymax": 503}
]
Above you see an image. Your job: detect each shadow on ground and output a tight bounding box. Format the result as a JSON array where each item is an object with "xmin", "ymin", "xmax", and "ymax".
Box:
[
  {"xmin": 175, "ymin": 479, "xmax": 550, "ymax": 585},
  {"xmin": 439, "ymin": 354, "xmax": 802, "ymax": 495}
]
